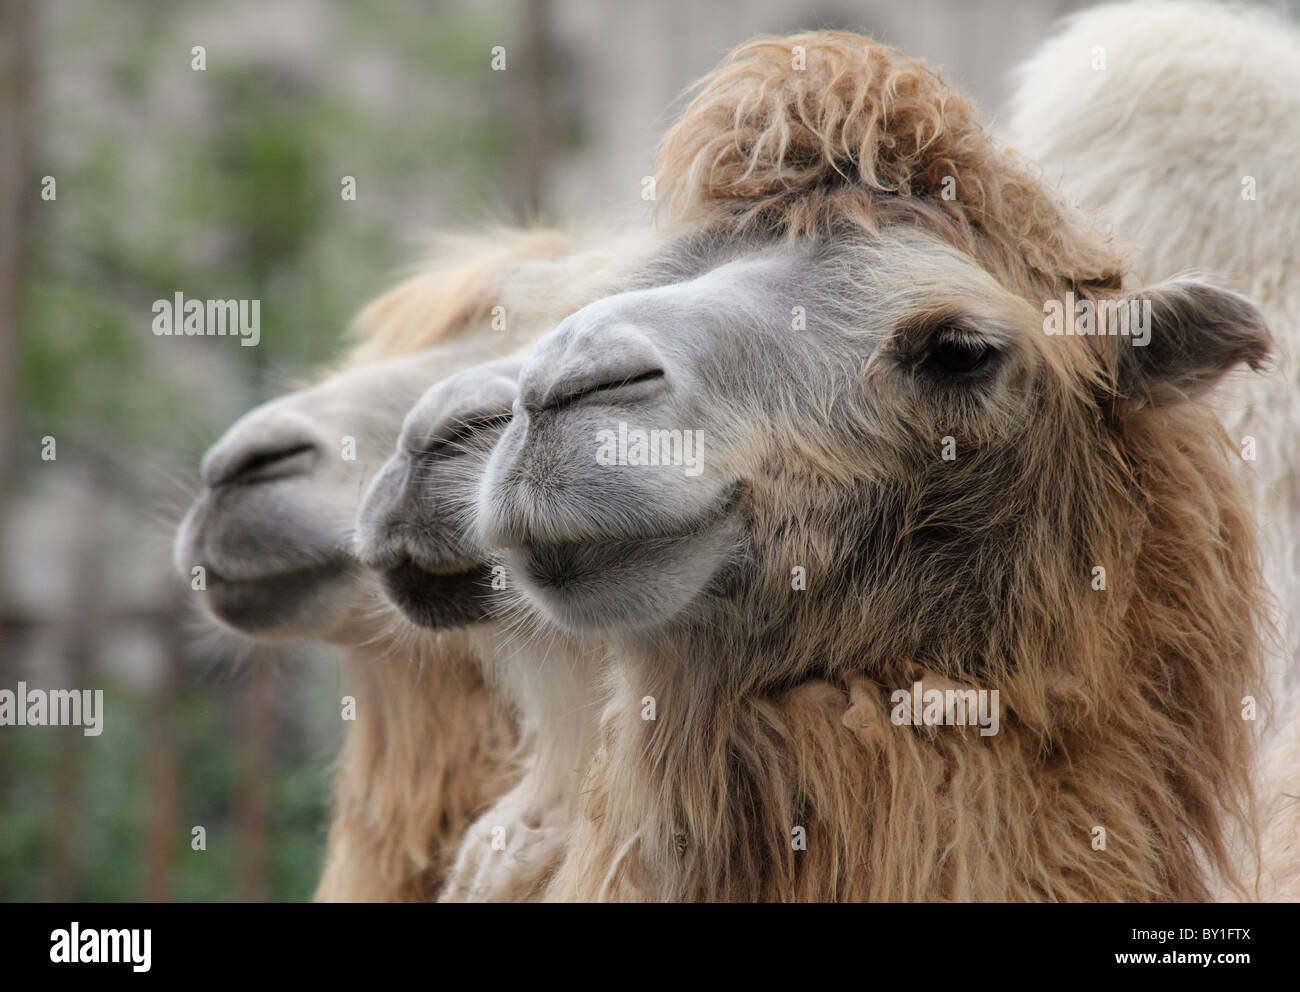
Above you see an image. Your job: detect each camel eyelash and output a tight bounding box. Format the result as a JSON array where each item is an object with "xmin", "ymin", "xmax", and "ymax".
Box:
[{"xmin": 895, "ymin": 318, "xmax": 1001, "ymax": 381}]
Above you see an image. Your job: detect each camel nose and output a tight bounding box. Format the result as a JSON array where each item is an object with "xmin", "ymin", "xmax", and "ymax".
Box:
[
  {"xmin": 200, "ymin": 409, "xmax": 323, "ymax": 487},
  {"xmin": 519, "ymin": 320, "xmax": 667, "ymax": 416}
]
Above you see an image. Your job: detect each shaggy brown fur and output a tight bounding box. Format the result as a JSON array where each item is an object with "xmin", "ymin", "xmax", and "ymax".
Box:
[
  {"xmin": 656, "ymin": 32, "xmax": 1125, "ymax": 300},
  {"xmin": 550, "ymin": 404, "xmax": 1265, "ymax": 900},
  {"xmin": 344, "ymin": 229, "xmax": 572, "ymax": 364},
  {"xmin": 545, "ymin": 32, "xmax": 1269, "ymax": 901},
  {"xmin": 315, "ymin": 627, "xmax": 516, "ymax": 900}
]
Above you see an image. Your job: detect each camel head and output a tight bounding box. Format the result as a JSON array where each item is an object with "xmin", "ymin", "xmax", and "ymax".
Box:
[
  {"xmin": 173, "ymin": 335, "xmax": 494, "ymax": 642},
  {"xmin": 478, "ymin": 31, "xmax": 1272, "ymax": 707},
  {"xmin": 481, "ymin": 227, "xmax": 1266, "ymax": 648},
  {"xmin": 355, "ymin": 357, "xmax": 523, "ymax": 630}
]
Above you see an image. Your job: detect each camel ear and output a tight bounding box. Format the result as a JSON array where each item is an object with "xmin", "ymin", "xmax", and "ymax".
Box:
[{"xmin": 1112, "ymin": 280, "xmax": 1272, "ymax": 407}]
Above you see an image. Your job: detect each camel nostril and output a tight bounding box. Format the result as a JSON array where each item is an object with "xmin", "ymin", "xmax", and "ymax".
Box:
[
  {"xmin": 206, "ymin": 441, "xmax": 319, "ymax": 487},
  {"xmin": 537, "ymin": 367, "xmax": 666, "ymax": 413}
]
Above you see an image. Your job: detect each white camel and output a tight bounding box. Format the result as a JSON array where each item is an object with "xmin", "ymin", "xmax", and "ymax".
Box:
[{"xmin": 174, "ymin": 229, "xmax": 635, "ymax": 899}]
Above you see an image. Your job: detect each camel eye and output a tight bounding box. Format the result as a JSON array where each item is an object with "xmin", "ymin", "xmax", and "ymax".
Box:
[{"xmin": 929, "ymin": 335, "xmax": 989, "ymax": 374}]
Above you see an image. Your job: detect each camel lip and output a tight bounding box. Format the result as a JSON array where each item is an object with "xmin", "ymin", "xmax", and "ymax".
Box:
[
  {"xmin": 511, "ymin": 482, "xmax": 742, "ymax": 556},
  {"xmin": 511, "ymin": 532, "xmax": 698, "ymax": 595},
  {"xmin": 508, "ymin": 491, "xmax": 742, "ymax": 603},
  {"xmin": 198, "ymin": 556, "xmax": 359, "ymax": 636},
  {"xmin": 518, "ymin": 525, "xmax": 707, "ymax": 560},
  {"xmin": 202, "ymin": 554, "xmax": 352, "ymax": 588}
]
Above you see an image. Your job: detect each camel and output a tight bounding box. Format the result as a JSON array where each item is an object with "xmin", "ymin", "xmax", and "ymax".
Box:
[
  {"xmin": 1002, "ymin": 0, "xmax": 1300, "ymax": 901},
  {"xmin": 174, "ymin": 228, "xmax": 635, "ymax": 899},
  {"xmin": 474, "ymin": 31, "xmax": 1274, "ymax": 900},
  {"xmin": 354, "ymin": 357, "xmax": 608, "ymax": 900}
]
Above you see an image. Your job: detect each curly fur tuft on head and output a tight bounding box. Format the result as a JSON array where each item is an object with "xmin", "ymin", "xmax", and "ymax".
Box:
[{"xmin": 655, "ymin": 32, "xmax": 1125, "ymax": 297}]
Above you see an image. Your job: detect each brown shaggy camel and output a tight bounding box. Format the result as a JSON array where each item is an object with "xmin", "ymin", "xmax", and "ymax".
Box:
[
  {"xmin": 476, "ymin": 32, "xmax": 1273, "ymax": 900},
  {"xmin": 176, "ymin": 230, "xmax": 634, "ymax": 899}
]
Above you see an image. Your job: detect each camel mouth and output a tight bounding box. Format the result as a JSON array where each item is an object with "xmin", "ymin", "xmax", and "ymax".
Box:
[
  {"xmin": 203, "ymin": 551, "xmax": 351, "ymax": 587},
  {"xmin": 594, "ymin": 480, "xmax": 737, "ymax": 543},
  {"xmin": 202, "ymin": 557, "xmax": 356, "ymax": 635},
  {"xmin": 498, "ymin": 481, "xmax": 743, "ymax": 552},
  {"xmin": 504, "ymin": 490, "xmax": 743, "ymax": 631},
  {"xmin": 513, "ymin": 530, "xmax": 702, "ymax": 590},
  {"xmin": 517, "ymin": 501, "xmax": 734, "ymax": 577},
  {"xmin": 378, "ymin": 556, "xmax": 497, "ymax": 630}
]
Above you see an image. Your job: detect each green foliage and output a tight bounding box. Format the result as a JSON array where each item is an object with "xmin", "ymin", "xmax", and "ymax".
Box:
[
  {"xmin": 0, "ymin": 678, "xmax": 336, "ymax": 902},
  {"xmin": 21, "ymin": 0, "xmax": 514, "ymax": 450}
]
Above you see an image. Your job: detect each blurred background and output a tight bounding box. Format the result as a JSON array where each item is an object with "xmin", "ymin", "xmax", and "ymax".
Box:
[{"xmin": 0, "ymin": 0, "xmax": 1234, "ymax": 901}]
